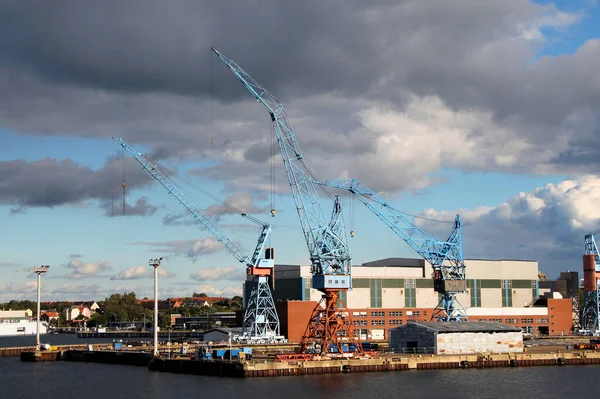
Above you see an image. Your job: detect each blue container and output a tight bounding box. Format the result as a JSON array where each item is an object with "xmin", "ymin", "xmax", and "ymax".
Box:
[
  {"xmin": 113, "ymin": 342, "xmax": 123, "ymax": 350},
  {"xmin": 242, "ymin": 347, "xmax": 253, "ymax": 354},
  {"xmin": 213, "ymin": 349, "xmax": 227, "ymax": 358}
]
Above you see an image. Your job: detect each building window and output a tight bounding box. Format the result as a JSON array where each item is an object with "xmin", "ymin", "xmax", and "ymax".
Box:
[{"xmin": 389, "ymin": 311, "xmax": 403, "ymax": 317}]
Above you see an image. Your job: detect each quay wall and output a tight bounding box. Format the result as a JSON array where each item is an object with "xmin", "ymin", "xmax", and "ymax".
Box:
[{"xmin": 15, "ymin": 348, "xmax": 600, "ymax": 377}]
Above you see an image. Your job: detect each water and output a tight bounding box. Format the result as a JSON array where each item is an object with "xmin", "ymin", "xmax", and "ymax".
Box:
[
  {"xmin": 1, "ymin": 355, "xmax": 599, "ymax": 399},
  {"xmin": 0, "ymin": 334, "xmax": 118, "ymax": 348}
]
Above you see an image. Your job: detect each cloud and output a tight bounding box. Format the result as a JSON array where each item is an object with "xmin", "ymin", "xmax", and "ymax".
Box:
[
  {"xmin": 0, "ymin": 262, "xmax": 19, "ymax": 267},
  {"xmin": 0, "ymin": 280, "xmax": 41, "ymax": 300},
  {"xmin": 416, "ymin": 176, "xmax": 600, "ymax": 276},
  {"xmin": 200, "ymin": 192, "xmax": 268, "ymax": 222},
  {"xmin": 131, "ymin": 237, "xmax": 224, "ymax": 260},
  {"xmin": 190, "ymin": 266, "xmax": 245, "ymax": 282},
  {"xmin": 51, "ymin": 284, "xmax": 107, "ymax": 295},
  {"xmin": 68, "ymin": 254, "xmax": 84, "ymax": 258},
  {"xmin": 61, "ymin": 259, "xmax": 113, "ymax": 279},
  {"xmin": 111, "ymin": 265, "xmax": 176, "ymax": 280},
  {"xmin": 0, "ymin": 1, "xmax": 599, "ymax": 198},
  {"xmin": 103, "ymin": 197, "xmax": 159, "ymax": 217},
  {"xmin": 191, "ymin": 284, "xmax": 242, "ymax": 298},
  {"xmin": 187, "ymin": 238, "xmax": 226, "ymax": 259},
  {"xmin": 0, "ymin": 156, "xmax": 153, "ymax": 211}
]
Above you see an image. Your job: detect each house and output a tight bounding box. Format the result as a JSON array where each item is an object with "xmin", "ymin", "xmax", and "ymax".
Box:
[
  {"xmin": 40, "ymin": 310, "xmax": 59, "ymax": 322},
  {"xmin": 64, "ymin": 306, "xmax": 91, "ymax": 321},
  {"xmin": 168, "ymin": 297, "xmax": 228, "ymax": 308}
]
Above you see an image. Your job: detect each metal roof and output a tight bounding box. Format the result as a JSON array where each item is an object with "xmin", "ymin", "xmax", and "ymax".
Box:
[
  {"xmin": 402, "ymin": 321, "xmax": 522, "ymax": 333},
  {"xmin": 361, "ymin": 258, "xmax": 425, "ymax": 267}
]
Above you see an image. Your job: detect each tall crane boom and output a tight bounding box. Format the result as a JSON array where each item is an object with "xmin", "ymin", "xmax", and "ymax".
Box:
[
  {"xmin": 581, "ymin": 232, "xmax": 600, "ymax": 334},
  {"xmin": 112, "ymin": 137, "xmax": 281, "ymax": 341},
  {"xmin": 212, "ymin": 47, "xmax": 363, "ymax": 356},
  {"xmin": 211, "ymin": 47, "xmax": 350, "ymax": 288},
  {"xmin": 319, "ymin": 178, "xmax": 468, "ymax": 322}
]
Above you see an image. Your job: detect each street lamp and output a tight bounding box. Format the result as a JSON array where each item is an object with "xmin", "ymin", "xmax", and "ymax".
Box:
[
  {"xmin": 29, "ymin": 265, "xmax": 49, "ymax": 351},
  {"xmin": 149, "ymin": 257, "xmax": 163, "ymax": 357}
]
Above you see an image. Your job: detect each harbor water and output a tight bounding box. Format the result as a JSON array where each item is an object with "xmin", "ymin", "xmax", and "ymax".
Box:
[{"xmin": 1, "ymin": 354, "xmax": 600, "ymax": 399}]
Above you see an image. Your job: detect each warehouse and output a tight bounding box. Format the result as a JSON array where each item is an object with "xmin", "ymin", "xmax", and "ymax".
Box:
[
  {"xmin": 389, "ymin": 321, "xmax": 524, "ymax": 354},
  {"xmin": 268, "ymin": 257, "xmax": 573, "ymax": 342}
]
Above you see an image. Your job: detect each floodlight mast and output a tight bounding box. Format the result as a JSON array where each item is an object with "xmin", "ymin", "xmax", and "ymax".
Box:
[
  {"xmin": 149, "ymin": 257, "xmax": 163, "ymax": 357},
  {"xmin": 30, "ymin": 265, "xmax": 49, "ymax": 351}
]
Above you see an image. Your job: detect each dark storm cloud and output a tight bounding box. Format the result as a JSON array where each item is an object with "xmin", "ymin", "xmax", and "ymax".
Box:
[
  {"xmin": 0, "ymin": 0, "xmax": 378, "ymax": 101},
  {"xmin": 0, "ymin": 156, "xmax": 153, "ymax": 210},
  {"xmin": 0, "ymin": 0, "xmax": 599, "ymax": 193}
]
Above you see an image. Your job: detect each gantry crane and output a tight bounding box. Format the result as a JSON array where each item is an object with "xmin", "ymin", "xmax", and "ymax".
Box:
[
  {"xmin": 113, "ymin": 137, "xmax": 283, "ymax": 343},
  {"xmin": 319, "ymin": 178, "xmax": 468, "ymax": 322},
  {"xmin": 212, "ymin": 47, "xmax": 364, "ymax": 356},
  {"xmin": 581, "ymin": 232, "xmax": 600, "ymax": 335}
]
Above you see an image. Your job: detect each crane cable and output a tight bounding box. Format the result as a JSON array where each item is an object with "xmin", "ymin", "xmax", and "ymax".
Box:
[
  {"xmin": 150, "ymin": 161, "xmax": 249, "ymax": 216},
  {"xmin": 122, "ymin": 146, "xmax": 126, "ymax": 215},
  {"xmin": 111, "ymin": 139, "xmax": 115, "ymax": 217},
  {"xmin": 210, "ymin": 48, "xmax": 214, "ymax": 149},
  {"xmin": 270, "ymin": 121, "xmax": 276, "ymax": 217}
]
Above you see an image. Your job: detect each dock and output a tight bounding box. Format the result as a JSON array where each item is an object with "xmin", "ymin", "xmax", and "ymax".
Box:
[{"xmin": 43, "ymin": 347, "xmax": 600, "ymax": 377}]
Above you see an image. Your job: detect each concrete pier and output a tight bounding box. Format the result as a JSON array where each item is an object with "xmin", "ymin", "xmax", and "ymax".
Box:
[{"xmin": 15, "ymin": 346, "xmax": 600, "ymax": 377}]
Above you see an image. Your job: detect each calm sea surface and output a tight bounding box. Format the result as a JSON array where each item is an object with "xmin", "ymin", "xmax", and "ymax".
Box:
[{"xmin": 2, "ymin": 335, "xmax": 600, "ymax": 399}]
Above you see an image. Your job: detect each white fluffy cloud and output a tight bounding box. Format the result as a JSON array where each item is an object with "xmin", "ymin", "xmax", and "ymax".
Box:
[
  {"xmin": 192, "ymin": 284, "xmax": 242, "ymax": 298},
  {"xmin": 132, "ymin": 237, "xmax": 224, "ymax": 260},
  {"xmin": 190, "ymin": 266, "xmax": 245, "ymax": 282},
  {"xmin": 417, "ymin": 176, "xmax": 600, "ymax": 276},
  {"xmin": 111, "ymin": 266, "xmax": 176, "ymax": 280},
  {"xmin": 62, "ymin": 259, "xmax": 112, "ymax": 279},
  {"xmin": 187, "ymin": 238, "xmax": 225, "ymax": 259}
]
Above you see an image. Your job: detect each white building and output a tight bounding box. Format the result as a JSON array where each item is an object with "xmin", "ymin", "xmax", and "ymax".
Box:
[
  {"xmin": 272, "ymin": 258, "xmax": 540, "ymax": 309},
  {"xmin": 389, "ymin": 321, "xmax": 524, "ymax": 354}
]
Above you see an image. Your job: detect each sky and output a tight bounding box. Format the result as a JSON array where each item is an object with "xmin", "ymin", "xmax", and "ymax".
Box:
[{"xmin": 1, "ymin": 0, "xmax": 600, "ymax": 302}]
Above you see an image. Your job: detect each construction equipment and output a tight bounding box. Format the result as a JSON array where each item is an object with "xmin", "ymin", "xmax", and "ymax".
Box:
[
  {"xmin": 581, "ymin": 232, "xmax": 600, "ymax": 335},
  {"xmin": 211, "ymin": 47, "xmax": 364, "ymax": 357},
  {"xmin": 318, "ymin": 178, "xmax": 468, "ymax": 322},
  {"xmin": 112, "ymin": 137, "xmax": 283, "ymax": 344}
]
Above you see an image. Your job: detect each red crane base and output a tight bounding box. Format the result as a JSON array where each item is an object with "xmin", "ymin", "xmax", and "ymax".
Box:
[{"xmin": 299, "ymin": 289, "xmax": 364, "ymax": 357}]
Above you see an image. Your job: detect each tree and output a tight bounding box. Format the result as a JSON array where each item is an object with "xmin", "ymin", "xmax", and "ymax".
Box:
[
  {"xmin": 192, "ymin": 292, "xmax": 208, "ymax": 298},
  {"xmin": 102, "ymin": 292, "xmax": 144, "ymax": 326}
]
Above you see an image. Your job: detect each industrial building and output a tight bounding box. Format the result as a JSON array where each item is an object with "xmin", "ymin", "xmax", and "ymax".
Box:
[
  {"xmin": 389, "ymin": 321, "xmax": 524, "ymax": 354},
  {"xmin": 270, "ymin": 257, "xmax": 574, "ymax": 342}
]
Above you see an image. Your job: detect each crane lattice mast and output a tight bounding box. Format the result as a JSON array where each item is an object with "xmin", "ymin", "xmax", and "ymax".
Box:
[
  {"xmin": 581, "ymin": 232, "xmax": 600, "ymax": 334},
  {"xmin": 212, "ymin": 47, "xmax": 363, "ymax": 356},
  {"xmin": 113, "ymin": 137, "xmax": 281, "ymax": 342},
  {"xmin": 319, "ymin": 178, "xmax": 468, "ymax": 322}
]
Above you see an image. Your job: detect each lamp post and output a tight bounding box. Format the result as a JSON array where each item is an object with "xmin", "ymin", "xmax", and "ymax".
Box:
[
  {"xmin": 30, "ymin": 265, "xmax": 49, "ymax": 351},
  {"xmin": 149, "ymin": 257, "xmax": 162, "ymax": 357}
]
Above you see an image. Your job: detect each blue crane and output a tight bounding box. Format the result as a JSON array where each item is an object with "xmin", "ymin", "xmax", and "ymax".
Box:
[
  {"xmin": 581, "ymin": 232, "xmax": 600, "ymax": 334},
  {"xmin": 319, "ymin": 178, "xmax": 468, "ymax": 322},
  {"xmin": 112, "ymin": 137, "xmax": 282, "ymax": 342},
  {"xmin": 211, "ymin": 47, "xmax": 363, "ymax": 356}
]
